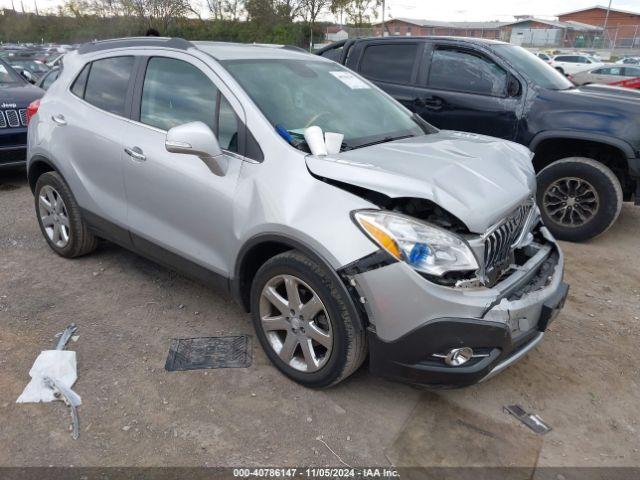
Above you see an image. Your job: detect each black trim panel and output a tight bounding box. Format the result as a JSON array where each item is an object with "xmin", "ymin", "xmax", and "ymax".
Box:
[{"xmin": 81, "ymin": 208, "xmax": 229, "ymax": 293}]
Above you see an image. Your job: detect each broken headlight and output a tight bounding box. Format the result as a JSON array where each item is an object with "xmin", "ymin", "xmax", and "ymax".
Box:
[{"xmin": 353, "ymin": 210, "xmax": 479, "ymax": 277}]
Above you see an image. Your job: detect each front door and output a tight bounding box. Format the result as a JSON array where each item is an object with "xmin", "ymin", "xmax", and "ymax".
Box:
[
  {"xmin": 413, "ymin": 45, "xmax": 520, "ymax": 141},
  {"xmin": 122, "ymin": 54, "xmax": 245, "ymax": 278}
]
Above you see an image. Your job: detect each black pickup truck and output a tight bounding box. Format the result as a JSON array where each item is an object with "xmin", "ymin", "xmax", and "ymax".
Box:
[{"xmin": 318, "ymin": 37, "xmax": 640, "ymax": 241}]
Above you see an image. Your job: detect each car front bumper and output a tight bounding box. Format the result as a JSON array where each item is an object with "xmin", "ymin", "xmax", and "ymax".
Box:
[
  {"xmin": 348, "ymin": 226, "xmax": 568, "ymax": 388},
  {"xmin": 1, "ymin": 128, "xmax": 28, "ymax": 168}
]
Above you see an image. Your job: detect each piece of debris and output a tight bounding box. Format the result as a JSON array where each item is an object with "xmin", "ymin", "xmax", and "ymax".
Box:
[
  {"xmin": 165, "ymin": 335, "xmax": 252, "ymax": 371},
  {"xmin": 503, "ymin": 404, "xmax": 552, "ymax": 435},
  {"xmin": 43, "ymin": 376, "xmax": 81, "ymax": 440},
  {"xmin": 17, "ymin": 324, "xmax": 82, "ymax": 440}
]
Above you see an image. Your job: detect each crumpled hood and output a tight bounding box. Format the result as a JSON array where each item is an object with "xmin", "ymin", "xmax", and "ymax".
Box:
[{"xmin": 306, "ymin": 130, "xmax": 535, "ymax": 234}]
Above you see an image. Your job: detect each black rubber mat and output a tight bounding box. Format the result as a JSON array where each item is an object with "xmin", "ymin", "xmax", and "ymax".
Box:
[{"xmin": 164, "ymin": 335, "xmax": 252, "ymax": 371}]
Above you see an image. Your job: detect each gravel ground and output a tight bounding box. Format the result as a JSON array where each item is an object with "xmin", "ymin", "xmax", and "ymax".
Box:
[{"xmin": 1, "ymin": 169, "xmax": 639, "ymax": 468}]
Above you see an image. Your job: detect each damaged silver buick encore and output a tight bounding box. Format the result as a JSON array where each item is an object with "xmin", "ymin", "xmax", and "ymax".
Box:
[{"xmin": 27, "ymin": 37, "xmax": 568, "ymax": 388}]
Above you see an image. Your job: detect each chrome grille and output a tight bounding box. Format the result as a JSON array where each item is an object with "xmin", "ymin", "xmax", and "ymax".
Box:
[
  {"xmin": 4, "ymin": 109, "xmax": 20, "ymax": 127},
  {"xmin": 483, "ymin": 201, "xmax": 533, "ymax": 280},
  {"xmin": 19, "ymin": 109, "xmax": 27, "ymax": 126},
  {"xmin": 0, "ymin": 111, "xmax": 5, "ymax": 128}
]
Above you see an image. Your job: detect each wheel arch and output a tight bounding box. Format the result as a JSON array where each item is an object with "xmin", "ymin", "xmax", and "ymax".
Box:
[
  {"xmin": 27, "ymin": 155, "xmax": 59, "ymax": 194},
  {"xmin": 530, "ymin": 132, "xmax": 634, "ymax": 198},
  {"xmin": 232, "ymin": 233, "xmax": 366, "ymax": 332}
]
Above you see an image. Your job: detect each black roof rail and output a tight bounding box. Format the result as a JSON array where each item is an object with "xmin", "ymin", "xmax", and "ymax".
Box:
[{"xmin": 77, "ymin": 37, "xmax": 194, "ymax": 54}]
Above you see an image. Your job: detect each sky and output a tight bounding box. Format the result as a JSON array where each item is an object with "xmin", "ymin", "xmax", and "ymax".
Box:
[{"xmin": 1, "ymin": 0, "xmax": 640, "ymax": 21}]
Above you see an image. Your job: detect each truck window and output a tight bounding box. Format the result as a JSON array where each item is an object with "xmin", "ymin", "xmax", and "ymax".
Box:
[
  {"xmin": 358, "ymin": 43, "xmax": 418, "ymax": 84},
  {"xmin": 428, "ymin": 48, "xmax": 507, "ymax": 97}
]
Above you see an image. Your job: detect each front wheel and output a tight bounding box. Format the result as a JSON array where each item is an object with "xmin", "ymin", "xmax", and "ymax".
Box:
[
  {"xmin": 536, "ymin": 157, "xmax": 623, "ymax": 242},
  {"xmin": 250, "ymin": 251, "xmax": 367, "ymax": 388}
]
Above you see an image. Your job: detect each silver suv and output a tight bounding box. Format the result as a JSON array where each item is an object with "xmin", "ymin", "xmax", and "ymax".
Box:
[{"xmin": 27, "ymin": 37, "xmax": 568, "ymax": 388}]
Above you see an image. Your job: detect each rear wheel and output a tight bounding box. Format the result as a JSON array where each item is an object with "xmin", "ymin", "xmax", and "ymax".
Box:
[
  {"xmin": 34, "ymin": 171, "xmax": 98, "ymax": 257},
  {"xmin": 536, "ymin": 157, "xmax": 623, "ymax": 241},
  {"xmin": 250, "ymin": 251, "xmax": 367, "ymax": 388}
]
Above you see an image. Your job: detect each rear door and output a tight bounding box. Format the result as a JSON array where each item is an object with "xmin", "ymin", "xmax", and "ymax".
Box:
[
  {"xmin": 351, "ymin": 40, "xmax": 424, "ymax": 111},
  {"xmin": 48, "ymin": 56, "xmax": 135, "ymax": 242},
  {"xmin": 411, "ymin": 43, "xmax": 520, "ymax": 140}
]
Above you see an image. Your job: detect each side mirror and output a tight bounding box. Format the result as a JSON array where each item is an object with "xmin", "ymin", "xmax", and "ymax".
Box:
[
  {"xmin": 19, "ymin": 69, "xmax": 34, "ymax": 84},
  {"xmin": 165, "ymin": 121, "xmax": 227, "ymax": 175},
  {"xmin": 507, "ymin": 76, "xmax": 521, "ymax": 97}
]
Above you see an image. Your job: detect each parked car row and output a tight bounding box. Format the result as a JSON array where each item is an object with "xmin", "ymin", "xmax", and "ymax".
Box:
[
  {"xmin": 25, "ymin": 37, "xmax": 569, "ymax": 389},
  {"xmin": 0, "ymin": 44, "xmax": 70, "ymax": 168},
  {"xmin": 318, "ymin": 36, "xmax": 640, "ymax": 243}
]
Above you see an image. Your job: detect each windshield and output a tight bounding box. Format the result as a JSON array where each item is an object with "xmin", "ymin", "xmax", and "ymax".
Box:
[
  {"xmin": 492, "ymin": 45, "xmax": 574, "ymax": 90},
  {"xmin": 222, "ymin": 59, "xmax": 428, "ymax": 150},
  {"xmin": 8, "ymin": 59, "xmax": 49, "ymax": 74},
  {"xmin": 0, "ymin": 61, "xmax": 22, "ymax": 84}
]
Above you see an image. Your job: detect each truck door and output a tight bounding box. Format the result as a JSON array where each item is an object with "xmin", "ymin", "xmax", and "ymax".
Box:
[{"xmin": 412, "ymin": 43, "xmax": 521, "ymax": 141}]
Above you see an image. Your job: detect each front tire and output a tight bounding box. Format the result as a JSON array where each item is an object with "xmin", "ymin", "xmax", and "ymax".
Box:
[
  {"xmin": 35, "ymin": 171, "xmax": 98, "ymax": 257},
  {"xmin": 250, "ymin": 251, "xmax": 367, "ymax": 388},
  {"xmin": 536, "ymin": 157, "xmax": 623, "ymax": 242}
]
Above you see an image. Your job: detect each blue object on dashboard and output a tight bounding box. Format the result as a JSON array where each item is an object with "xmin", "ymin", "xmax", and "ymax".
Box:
[{"xmin": 276, "ymin": 124, "xmax": 293, "ymax": 143}]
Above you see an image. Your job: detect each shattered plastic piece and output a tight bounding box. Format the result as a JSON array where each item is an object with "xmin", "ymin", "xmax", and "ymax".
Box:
[
  {"xmin": 55, "ymin": 323, "xmax": 78, "ymax": 350},
  {"xmin": 503, "ymin": 404, "xmax": 552, "ymax": 435},
  {"xmin": 43, "ymin": 376, "xmax": 80, "ymax": 440}
]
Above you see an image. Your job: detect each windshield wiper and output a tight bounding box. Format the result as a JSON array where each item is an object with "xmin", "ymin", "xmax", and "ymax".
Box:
[{"xmin": 347, "ymin": 134, "xmax": 415, "ymax": 151}]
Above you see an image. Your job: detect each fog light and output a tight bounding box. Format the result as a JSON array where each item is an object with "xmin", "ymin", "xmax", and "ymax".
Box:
[{"xmin": 444, "ymin": 347, "xmax": 474, "ymax": 366}]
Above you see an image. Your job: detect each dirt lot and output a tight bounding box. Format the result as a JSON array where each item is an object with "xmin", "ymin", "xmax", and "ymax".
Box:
[{"xmin": 1, "ymin": 168, "xmax": 639, "ymax": 469}]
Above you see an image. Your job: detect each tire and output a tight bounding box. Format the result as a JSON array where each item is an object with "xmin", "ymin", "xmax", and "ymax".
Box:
[
  {"xmin": 34, "ymin": 171, "xmax": 98, "ymax": 258},
  {"xmin": 250, "ymin": 250, "xmax": 367, "ymax": 388},
  {"xmin": 536, "ymin": 157, "xmax": 623, "ymax": 242}
]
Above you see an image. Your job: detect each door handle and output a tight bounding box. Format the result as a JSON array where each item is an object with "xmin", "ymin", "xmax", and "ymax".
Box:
[
  {"xmin": 420, "ymin": 97, "xmax": 444, "ymax": 111},
  {"xmin": 51, "ymin": 114, "xmax": 67, "ymax": 126},
  {"xmin": 124, "ymin": 146, "xmax": 146, "ymax": 162}
]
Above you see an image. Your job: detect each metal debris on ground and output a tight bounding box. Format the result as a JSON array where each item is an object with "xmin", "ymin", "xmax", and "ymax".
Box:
[
  {"xmin": 503, "ymin": 404, "xmax": 552, "ymax": 435},
  {"xmin": 165, "ymin": 335, "xmax": 252, "ymax": 371},
  {"xmin": 16, "ymin": 324, "xmax": 82, "ymax": 440},
  {"xmin": 43, "ymin": 376, "xmax": 81, "ymax": 440}
]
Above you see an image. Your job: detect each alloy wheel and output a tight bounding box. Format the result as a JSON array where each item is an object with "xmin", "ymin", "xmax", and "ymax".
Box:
[
  {"xmin": 38, "ymin": 185, "xmax": 70, "ymax": 248},
  {"xmin": 542, "ymin": 176, "xmax": 599, "ymax": 228},
  {"xmin": 259, "ymin": 274, "xmax": 333, "ymax": 373}
]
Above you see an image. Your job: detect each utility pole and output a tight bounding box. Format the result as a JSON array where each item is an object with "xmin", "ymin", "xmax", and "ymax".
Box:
[
  {"xmin": 381, "ymin": 0, "xmax": 385, "ymax": 37},
  {"xmin": 602, "ymin": 0, "xmax": 613, "ymax": 48},
  {"xmin": 34, "ymin": 0, "xmax": 38, "ymax": 15}
]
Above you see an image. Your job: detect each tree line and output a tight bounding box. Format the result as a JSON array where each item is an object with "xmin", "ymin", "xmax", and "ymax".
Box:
[{"xmin": 0, "ymin": 0, "xmax": 382, "ymax": 47}]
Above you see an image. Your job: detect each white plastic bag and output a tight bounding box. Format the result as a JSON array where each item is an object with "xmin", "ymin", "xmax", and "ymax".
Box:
[{"xmin": 16, "ymin": 350, "xmax": 81, "ymax": 404}]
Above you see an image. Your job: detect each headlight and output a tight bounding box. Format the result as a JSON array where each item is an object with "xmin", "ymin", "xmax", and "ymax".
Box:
[{"xmin": 353, "ymin": 210, "xmax": 479, "ymax": 277}]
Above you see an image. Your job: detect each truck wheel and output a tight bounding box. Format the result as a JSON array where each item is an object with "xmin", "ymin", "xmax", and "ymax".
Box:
[
  {"xmin": 34, "ymin": 171, "xmax": 98, "ymax": 257},
  {"xmin": 250, "ymin": 251, "xmax": 367, "ymax": 388},
  {"xmin": 536, "ymin": 157, "xmax": 623, "ymax": 242}
]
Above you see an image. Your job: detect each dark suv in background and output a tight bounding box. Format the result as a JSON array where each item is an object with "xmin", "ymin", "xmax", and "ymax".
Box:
[
  {"xmin": 0, "ymin": 58, "xmax": 43, "ymax": 168},
  {"xmin": 319, "ymin": 37, "xmax": 640, "ymax": 241}
]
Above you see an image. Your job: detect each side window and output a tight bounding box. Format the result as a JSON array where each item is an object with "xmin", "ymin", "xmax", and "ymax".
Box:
[
  {"xmin": 42, "ymin": 69, "xmax": 60, "ymax": 90},
  {"xmin": 140, "ymin": 57, "xmax": 240, "ymax": 153},
  {"xmin": 428, "ymin": 48, "xmax": 507, "ymax": 96},
  {"xmin": 359, "ymin": 43, "xmax": 418, "ymax": 84},
  {"xmin": 84, "ymin": 56, "xmax": 135, "ymax": 116},
  {"xmin": 624, "ymin": 67, "xmax": 640, "ymax": 76},
  {"xmin": 70, "ymin": 63, "xmax": 90, "ymax": 98},
  {"xmin": 141, "ymin": 57, "xmax": 218, "ymax": 131}
]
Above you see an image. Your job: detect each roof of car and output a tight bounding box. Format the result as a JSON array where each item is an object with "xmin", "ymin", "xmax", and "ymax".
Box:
[
  {"xmin": 76, "ymin": 37, "xmax": 316, "ymax": 61},
  {"xmin": 352, "ymin": 35, "xmax": 509, "ymax": 46}
]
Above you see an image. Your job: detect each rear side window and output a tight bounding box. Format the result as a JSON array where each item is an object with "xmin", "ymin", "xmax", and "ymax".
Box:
[
  {"xmin": 83, "ymin": 56, "xmax": 135, "ymax": 116},
  {"xmin": 320, "ymin": 45, "xmax": 343, "ymax": 62},
  {"xmin": 624, "ymin": 67, "xmax": 640, "ymax": 76},
  {"xmin": 70, "ymin": 64, "xmax": 90, "ymax": 97},
  {"xmin": 359, "ymin": 43, "xmax": 418, "ymax": 84},
  {"xmin": 429, "ymin": 48, "xmax": 507, "ymax": 96}
]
